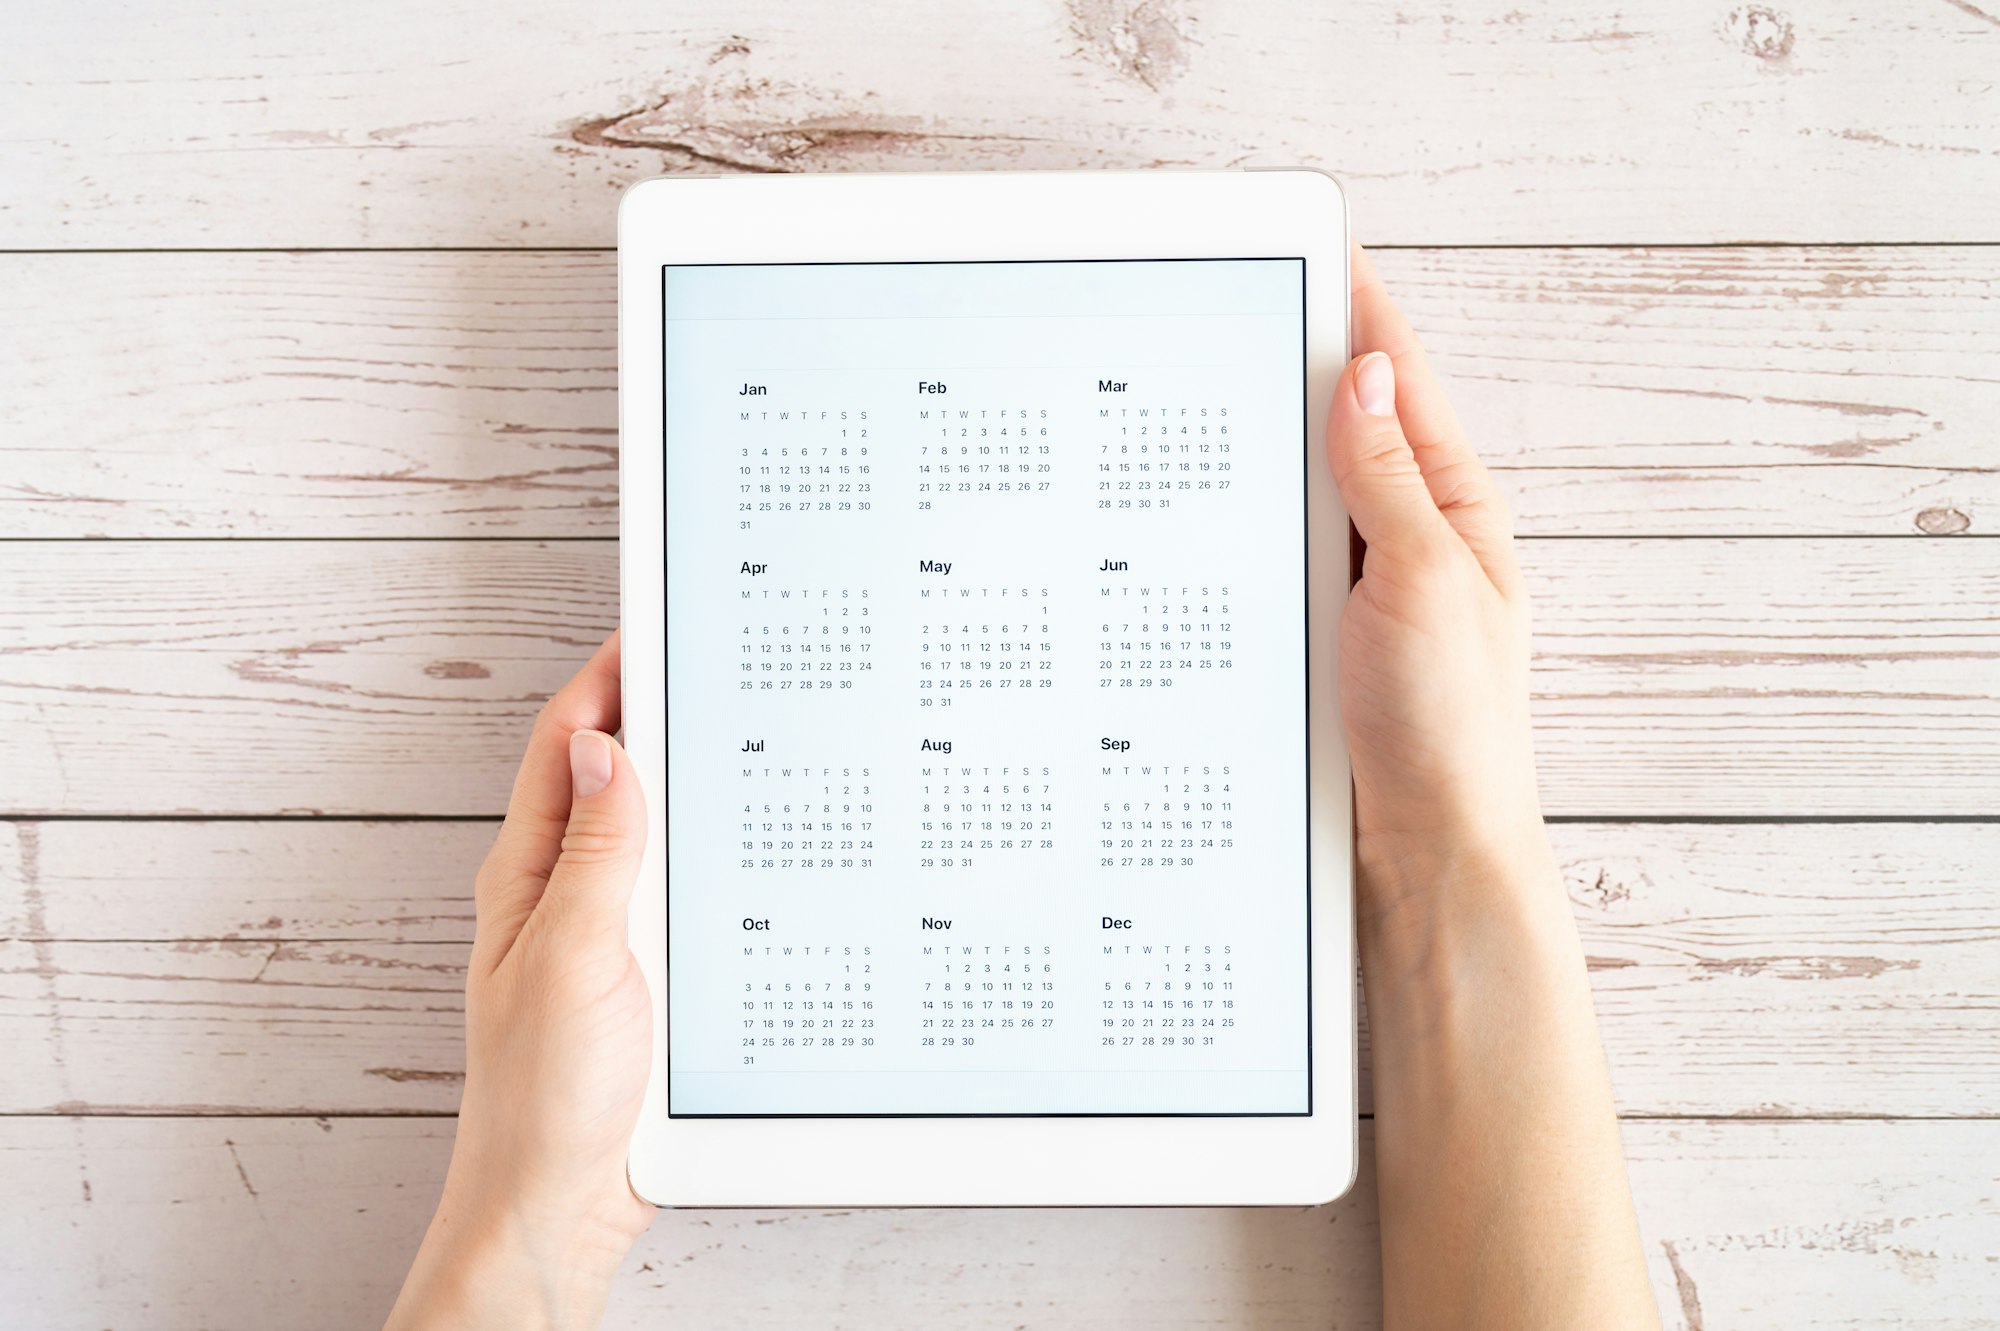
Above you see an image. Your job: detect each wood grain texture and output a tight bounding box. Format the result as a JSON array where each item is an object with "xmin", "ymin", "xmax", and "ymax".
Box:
[
  {"xmin": 1399, "ymin": 246, "xmax": 2000, "ymax": 538},
  {"xmin": 0, "ymin": 940, "xmax": 466, "ymax": 1114},
  {"xmin": 1524, "ymin": 538, "xmax": 2000, "ymax": 816},
  {"xmin": 0, "ymin": 821, "xmax": 487, "ymax": 943},
  {"xmin": 5, "ymin": 1, "xmax": 1999, "ymax": 248},
  {"xmin": 0, "ymin": 540, "xmax": 616, "ymax": 817},
  {"xmin": 2, "ymin": 538, "xmax": 1995, "ymax": 817},
  {"xmin": 4, "ymin": 246, "xmax": 1996, "ymax": 538},
  {"xmin": 7, "ymin": 823, "xmax": 1993, "ymax": 1116},
  {"xmin": 1559, "ymin": 822, "xmax": 2000, "ymax": 1117},
  {"xmin": 4, "ymin": 1116, "xmax": 1996, "ymax": 1330},
  {"xmin": 0, "ymin": 253, "xmax": 617, "ymax": 537}
]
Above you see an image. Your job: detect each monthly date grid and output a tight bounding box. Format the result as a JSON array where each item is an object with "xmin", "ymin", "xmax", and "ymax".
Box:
[
  {"xmin": 735, "ymin": 943, "xmax": 879, "ymax": 1065},
  {"xmin": 920, "ymin": 942, "xmax": 1060, "ymax": 1049},
  {"xmin": 916, "ymin": 585, "xmax": 1055, "ymax": 705},
  {"xmin": 737, "ymin": 584, "xmax": 875, "ymax": 694},
  {"xmin": 731, "ymin": 405, "xmax": 875, "ymax": 531},
  {"xmin": 1096, "ymin": 581, "xmax": 1235, "ymax": 690},
  {"xmin": 1094, "ymin": 402, "xmax": 1235, "ymax": 510},
  {"xmin": 916, "ymin": 402, "xmax": 1055, "ymax": 506},
  {"xmin": 1095, "ymin": 758, "xmax": 1237, "ymax": 870},
  {"xmin": 1098, "ymin": 941, "xmax": 1239, "ymax": 1051},
  {"xmin": 917, "ymin": 762, "xmax": 1057, "ymax": 870},
  {"xmin": 735, "ymin": 763, "xmax": 876, "ymax": 873}
]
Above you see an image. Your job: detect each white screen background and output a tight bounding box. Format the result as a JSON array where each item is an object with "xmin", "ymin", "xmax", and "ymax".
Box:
[{"xmin": 662, "ymin": 260, "xmax": 1310, "ymax": 1116}]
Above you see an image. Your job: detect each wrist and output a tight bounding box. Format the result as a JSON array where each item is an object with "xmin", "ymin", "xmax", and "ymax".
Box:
[
  {"xmin": 386, "ymin": 1186, "xmax": 631, "ymax": 1331},
  {"xmin": 1356, "ymin": 821, "xmax": 1578, "ymax": 992}
]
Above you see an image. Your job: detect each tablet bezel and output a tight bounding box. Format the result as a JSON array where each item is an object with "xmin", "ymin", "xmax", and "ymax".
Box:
[{"xmin": 621, "ymin": 169, "xmax": 1353, "ymax": 1206}]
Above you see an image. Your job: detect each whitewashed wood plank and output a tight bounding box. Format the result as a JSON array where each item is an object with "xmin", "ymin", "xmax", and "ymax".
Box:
[
  {"xmin": 5, "ymin": 2, "xmax": 1999, "ymax": 247},
  {"xmin": 1521, "ymin": 538, "xmax": 2000, "ymax": 816},
  {"xmin": 0, "ymin": 821, "xmax": 486, "ymax": 943},
  {"xmin": 0, "ymin": 253, "xmax": 617, "ymax": 538},
  {"xmin": 1557, "ymin": 822, "xmax": 2000, "ymax": 1118},
  {"xmin": 4, "ymin": 247, "xmax": 1995, "ymax": 538},
  {"xmin": 3, "ymin": 1117, "xmax": 1994, "ymax": 1330},
  {"xmin": 0, "ymin": 940, "xmax": 467, "ymax": 1114},
  {"xmin": 0, "ymin": 540, "xmax": 616, "ymax": 817},
  {"xmin": 2, "ymin": 539, "xmax": 1995, "ymax": 816},
  {"xmin": 1400, "ymin": 246, "xmax": 2000, "ymax": 538},
  {"xmin": 1621, "ymin": 1120, "xmax": 2000, "ymax": 1331},
  {"xmin": 6, "ymin": 824, "xmax": 1994, "ymax": 1116}
]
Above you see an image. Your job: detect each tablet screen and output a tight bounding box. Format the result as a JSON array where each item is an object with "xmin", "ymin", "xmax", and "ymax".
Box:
[{"xmin": 662, "ymin": 258, "xmax": 1310, "ymax": 1116}]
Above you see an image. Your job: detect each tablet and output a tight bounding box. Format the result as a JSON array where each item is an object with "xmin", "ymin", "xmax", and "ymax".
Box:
[{"xmin": 621, "ymin": 170, "xmax": 1354, "ymax": 1207}]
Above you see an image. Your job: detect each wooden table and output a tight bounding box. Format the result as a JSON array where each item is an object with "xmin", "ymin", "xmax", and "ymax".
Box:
[{"xmin": 3, "ymin": 3, "xmax": 1996, "ymax": 1326}]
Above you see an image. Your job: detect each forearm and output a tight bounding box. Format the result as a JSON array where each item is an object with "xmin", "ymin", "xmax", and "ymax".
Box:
[{"xmin": 1361, "ymin": 830, "xmax": 1660, "ymax": 1331}]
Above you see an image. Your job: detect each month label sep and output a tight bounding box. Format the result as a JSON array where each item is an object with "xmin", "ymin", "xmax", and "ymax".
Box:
[{"xmin": 663, "ymin": 259, "xmax": 1312, "ymax": 1116}]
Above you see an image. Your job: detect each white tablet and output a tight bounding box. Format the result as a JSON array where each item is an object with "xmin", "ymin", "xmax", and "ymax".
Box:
[{"xmin": 620, "ymin": 170, "xmax": 1354, "ymax": 1207}]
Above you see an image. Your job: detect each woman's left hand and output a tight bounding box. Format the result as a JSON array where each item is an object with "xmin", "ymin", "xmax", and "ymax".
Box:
[{"xmin": 386, "ymin": 632, "xmax": 655, "ymax": 1331}]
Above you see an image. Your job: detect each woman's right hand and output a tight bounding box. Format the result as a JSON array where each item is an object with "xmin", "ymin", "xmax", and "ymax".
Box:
[
  {"xmin": 1326, "ymin": 242, "xmax": 1552, "ymax": 937},
  {"xmin": 1327, "ymin": 243, "xmax": 1662, "ymax": 1331}
]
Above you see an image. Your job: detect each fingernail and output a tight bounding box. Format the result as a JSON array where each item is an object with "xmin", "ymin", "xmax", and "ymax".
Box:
[
  {"xmin": 569, "ymin": 730, "xmax": 613, "ymax": 799},
  {"xmin": 1355, "ymin": 352, "xmax": 1396, "ymax": 417}
]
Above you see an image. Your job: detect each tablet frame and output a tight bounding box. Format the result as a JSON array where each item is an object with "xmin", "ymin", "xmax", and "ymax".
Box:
[{"xmin": 621, "ymin": 169, "xmax": 1353, "ymax": 1207}]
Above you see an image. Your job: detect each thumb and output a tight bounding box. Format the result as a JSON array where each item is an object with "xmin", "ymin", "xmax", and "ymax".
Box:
[
  {"xmin": 1326, "ymin": 352, "xmax": 1452, "ymax": 556},
  {"xmin": 539, "ymin": 729, "xmax": 648, "ymax": 939}
]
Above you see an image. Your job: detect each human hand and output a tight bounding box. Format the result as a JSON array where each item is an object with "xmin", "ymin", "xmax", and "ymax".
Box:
[
  {"xmin": 1330, "ymin": 247, "xmax": 1661, "ymax": 1331},
  {"xmin": 1326, "ymin": 244, "xmax": 1550, "ymax": 935},
  {"xmin": 386, "ymin": 632, "xmax": 654, "ymax": 1331}
]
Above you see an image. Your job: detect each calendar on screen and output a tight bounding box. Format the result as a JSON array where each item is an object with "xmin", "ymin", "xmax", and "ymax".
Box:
[{"xmin": 662, "ymin": 259, "xmax": 1311, "ymax": 1116}]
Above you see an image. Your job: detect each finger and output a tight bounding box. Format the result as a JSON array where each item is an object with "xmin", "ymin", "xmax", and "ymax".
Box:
[
  {"xmin": 1326, "ymin": 350, "xmax": 1453, "ymax": 557},
  {"xmin": 530, "ymin": 729, "xmax": 648, "ymax": 945},
  {"xmin": 1349, "ymin": 241, "xmax": 1520, "ymax": 591},
  {"xmin": 474, "ymin": 632, "xmax": 624, "ymax": 947},
  {"xmin": 1349, "ymin": 240, "xmax": 1468, "ymax": 456}
]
